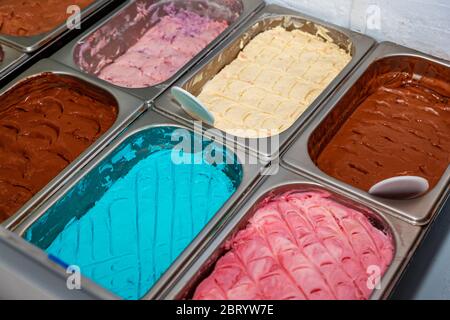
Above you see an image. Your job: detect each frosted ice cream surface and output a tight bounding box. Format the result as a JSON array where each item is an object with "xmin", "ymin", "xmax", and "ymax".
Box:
[
  {"xmin": 98, "ymin": 9, "xmax": 229, "ymax": 88},
  {"xmin": 197, "ymin": 27, "xmax": 351, "ymax": 138},
  {"xmin": 193, "ymin": 190, "xmax": 394, "ymax": 300},
  {"xmin": 25, "ymin": 127, "xmax": 242, "ymax": 300}
]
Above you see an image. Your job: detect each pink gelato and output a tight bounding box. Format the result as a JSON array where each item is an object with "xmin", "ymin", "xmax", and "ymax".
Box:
[
  {"xmin": 98, "ymin": 9, "xmax": 228, "ymax": 88},
  {"xmin": 193, "ymin": 190, "xmax": 394, "ymax": 300}
]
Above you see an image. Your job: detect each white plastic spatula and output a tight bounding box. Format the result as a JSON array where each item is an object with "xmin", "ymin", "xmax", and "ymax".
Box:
[
  {"xmin": 171, "ymin": 86, "xmax": 215, "ymax": 126},
  {"xmin": 368, "ymin": 176, "xmax": 429, "ymax": 199}
]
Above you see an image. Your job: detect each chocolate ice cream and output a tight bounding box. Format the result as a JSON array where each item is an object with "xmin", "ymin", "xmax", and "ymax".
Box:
[
  {"xmin": 0, "ymin": 73, "xmax": 117, "ymax": 221},
  {"xmin": 0, "ymin": 0, "xmax": 94, "ymax": 36},
  {"xmin": 316, "ymin": 69, "xmax": 450, "ymax": 192}
]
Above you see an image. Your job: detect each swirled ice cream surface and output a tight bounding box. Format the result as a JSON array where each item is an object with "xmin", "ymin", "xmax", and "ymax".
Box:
[
  {"xmin": 0, "ymin": 73, "xmax": 117, "ymax": 222},
  {"xmin": 194, "ymin": 189, "xmax": 394, "ymax": 300},
  {"xmin": 25, "ymin": 127, "xmax": 242, "ymax": 300},
  {"xmin": 97, "ymin": 6, "xmax": 229, "ymax": 88}
]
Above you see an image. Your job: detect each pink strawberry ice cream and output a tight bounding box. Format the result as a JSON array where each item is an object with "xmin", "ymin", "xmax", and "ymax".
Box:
[
  {"xmin": 98, "ymin": 9, "xmax": 228, "ymax": 88},
  {"xmin": 193, "ymin": 189, "xmax": 394, "ymax": 300}
]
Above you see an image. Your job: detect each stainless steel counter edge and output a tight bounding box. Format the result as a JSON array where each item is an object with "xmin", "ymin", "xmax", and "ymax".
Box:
[
  {"xmin": 2, "ymin": 58, "xmax": 148, "ymax": 230},
  {"xmin": 153, "ymin": 4, "xmax": 376, "ymax": 161},
  {"xmin": 0, "ymin": 227, "xmax": 118, "ymax": 299},
  {"xmin": 389, "ymin": 192, "xmax": 450, "ymax": 299},
  {"xmin": 0, "ymin": 0, "xmax": 116, "ymax": 53},
  {"xmin": 160, "ymin": 164, "xmax": 423, "ymax": 300},
  {"xmin": 49, "ymin": 0, "xmax": 265, "ymax": 102},
  {"xmin": 11, "ymin": 109, "xmax": 269, "ymax": 300},
  {"xmin": 282, "ymin": 41, "xmax": 450, "ymax": 226}
]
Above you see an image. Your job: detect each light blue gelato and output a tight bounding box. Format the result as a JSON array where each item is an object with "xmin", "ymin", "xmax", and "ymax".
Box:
[{"xmin": 25, "ymin": 126, "xmax": 242, "ymax": 299}]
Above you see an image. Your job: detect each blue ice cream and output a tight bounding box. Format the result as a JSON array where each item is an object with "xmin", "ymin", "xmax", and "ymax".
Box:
[{"xmin": 24, "ymin": 126, "xmax": 242, "ymax": 300}]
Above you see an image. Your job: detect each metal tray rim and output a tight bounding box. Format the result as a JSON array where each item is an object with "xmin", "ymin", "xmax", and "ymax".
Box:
[
  {"xmin": 153, "ymin": 3, "xmax": 376, "ymax": 160},
  {"xmin": 0, "ymin": 45, "xmax": 29, "ymax": 79},
  {"xmin": 282, "ymin": 41, "xmax": 450, "ymax": 226},
  {"xmin": 50, "ymin": 0, "xmax": 265, "ymax": 101},
  {"xmin": 0, "ymin": 227, "xmax": 120, "ymax": 299},
  {"xmin": 11, "ymin": 110, "xmax": 267, "ymax": 300},
  {"xmin": 160, "ymin": 164, "xmax": 423, "ymax": 300},
  {"xmin": 1, "ymin": 58, "xmax": 148, "ymax": 230},
  {"xmin": 0, "ymin": 0, "xmax": 115, "ymax": 53}
]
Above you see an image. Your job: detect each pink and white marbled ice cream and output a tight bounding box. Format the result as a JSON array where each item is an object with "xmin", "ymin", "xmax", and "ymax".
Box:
[
  {"xmin": 98, "ymin": 9, "xmax": 228, "ymax": 88},
  {"xmin": 193, "ymin": 190, "xmax": 394, "ymax": 300}
]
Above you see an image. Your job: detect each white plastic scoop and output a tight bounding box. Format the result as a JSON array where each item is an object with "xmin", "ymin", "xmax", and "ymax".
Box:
[
  {"xmin": 171, "ymin": 86, "xmax": 215, "ymax": 126},
  {"xmin": 368, "ymin": 176, "xmax": 429, "ymax": 199}
]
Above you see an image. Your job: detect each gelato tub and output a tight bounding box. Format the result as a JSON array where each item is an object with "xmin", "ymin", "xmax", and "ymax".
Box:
[
  {"xmin": 73, "ymin": 0, "xmax": 247, "ymax": 89},
  {"xmin": 0, "ymin": 0, "xmax": 95, "ymax": 37},
  {"xmin": 196, "ymin": 25, "xmax": 351, "ymax": 138},
  {"xmin": 193, "ymin": 188, "xmax": 394, "ymax": 300},
  {"xmin": 154, "ymin": 5, "xmax": 375, "ymax": 158},
  {"xmin": 0, "ymin": 0, "xmax": 113, "ymax": 52},
  {"xmin": 161, "ymin": 167, "xmax": 425, "ymax": 300},
  {"xmin": 160, "ymin": 165, "xmax": 426, "ymax": 300},
  {"xmin": 313, "ymin": 57, "xmax": 450, "ymax": 193},
  {"xmin": 283, "ymin": 42, "xmax": 450, "ymax": 225},
  {"xmin": 23, "ymin": 126, "xmax": 243, "ymax": 300},
  {"xmin": 0, "ymin": 72, "xmax": 118, "ymax": 223}
]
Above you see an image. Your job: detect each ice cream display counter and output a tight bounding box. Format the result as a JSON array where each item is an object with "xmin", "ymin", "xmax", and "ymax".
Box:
[{"xmin": 0, "ymin": 0, "xmax": 448, "ymax": 301}]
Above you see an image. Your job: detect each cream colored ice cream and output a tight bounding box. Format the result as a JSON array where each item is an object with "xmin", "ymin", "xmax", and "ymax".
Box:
[{"xmin": 197, "ymin": 26, "xmax": 351, "ymax": 138}]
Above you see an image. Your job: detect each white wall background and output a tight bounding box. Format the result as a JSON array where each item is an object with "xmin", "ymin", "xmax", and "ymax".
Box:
[{"xmin": 267, "ymin": 0, "xmax": 450, "ymax": 60}]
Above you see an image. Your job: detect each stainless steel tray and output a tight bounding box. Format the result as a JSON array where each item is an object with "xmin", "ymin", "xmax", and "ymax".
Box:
[
  {"xmin": 50, "ymin": 0, "xmax": 265, "ymax": 101},
  {"xmin": 161, "ymin": 165, "xmax": 423, "ymax": 300},
  {"xmin": 153, "ymin": 4, "xmax": 375, "ymax": 160},
  {"xmin": 11, "ymin": 109, "xmax": 268, "ymax": 300},
  {"xmin": 2, "ymin": 59, "xmax": 147, "ymax": 230},
  {"xmin": 283, "ymin": 42, "xmax": 450, "ymax": 226},
  {"xmin": 0, "ymin": 0, "xmax": 115, "ymax": 53},
  {"xmin": 0, "ymin": 45, "xmax": 29, "ymax": 80}
]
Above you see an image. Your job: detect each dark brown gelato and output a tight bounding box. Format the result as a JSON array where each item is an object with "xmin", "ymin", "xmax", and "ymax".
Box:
[
  {"xmin": 0, "ymin": 0, "xmax": 94, "ymax": 36},
  {"xmin": 0, "ymin": 73, "xmax": 118, "ymax": 221},
  {"xmin": 316, "ymin": 70, "xmax": 450, "ymax": 192}
]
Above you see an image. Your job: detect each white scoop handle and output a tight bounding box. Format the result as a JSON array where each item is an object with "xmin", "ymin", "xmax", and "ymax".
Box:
[
  {"xmin": 369, "ymin": 176, "xmax": 429, "ymax": 200},
  {"xmin": 171, "ymin": 86, "xmax": 215, "ymax": 126}
]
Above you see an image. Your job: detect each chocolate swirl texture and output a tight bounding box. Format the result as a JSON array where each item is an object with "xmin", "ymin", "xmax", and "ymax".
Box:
[
  {"xmin": 194, "ymin": 190, "xmax": 394, "ymax": 300},
  {"xmin": 316, "ymin": 71, "xmax": 450, "ymax": 192},
  {"xmin": 0, "ymin": 0, "xmax": 94, "ymax": 36},
  {"xmin": 0, "ymin": 73, "xmax": 118, "ymax": 221}
]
